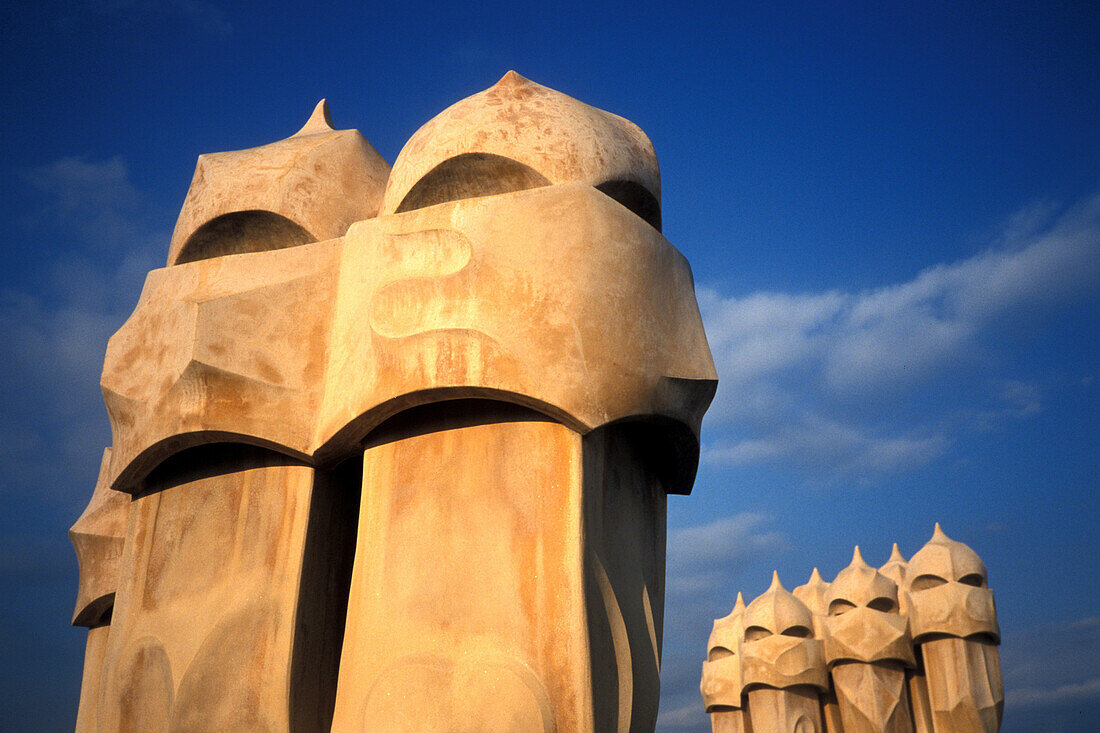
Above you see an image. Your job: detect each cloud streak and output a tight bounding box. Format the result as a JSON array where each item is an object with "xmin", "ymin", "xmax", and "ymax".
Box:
[
  {"xmin": 666, "ymin": 513, "xmax": 786, "ymax": 598},
  {"xmin": 2, "ymin": 157, "xmax": 166, "ymax": 509},
  {"xmin": 699, "ymin": 190, "xmax": 1100, "ymax": 480},
  {"xmin": 657, "ymin": 514, "xmax": 787, "ymax": 732},
  {"xmin": 1001, "ymin": 616, "xmax": 1100, "ymax": 710}
]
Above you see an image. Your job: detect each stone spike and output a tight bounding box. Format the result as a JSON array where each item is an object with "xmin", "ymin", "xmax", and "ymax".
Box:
[
  {"xmin": 932, "ymin": 522, "xmax": 949, "ymax": 542},
  {"xmin": 888, "ymin": 542, "xmax": 906, "ymax": 563},
  {"xmin": 809, "ymin": 567, "xmax": 823, "ymax": 584},
  {"xmin": 294, "ymin": 99, "xmax": 335, "ymax": 136},
  {"xmin": 497, "ymin": 69, "xmax": 528, "ymax": 87},
  {"xmin": 769, "ymin": 570, "xmax": 785, "ymax": 592},
  {"xmin": 850, "ymin": 545, "xmax": 870, "ymax": 569},
  {"xmin": 733, "ymin": 592, "xmax": 746, "ymax": 614}
]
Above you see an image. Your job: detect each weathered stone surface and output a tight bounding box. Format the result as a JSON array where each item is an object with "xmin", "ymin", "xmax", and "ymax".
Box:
[
  {"xmin": 704, "ymin": 529, "xmax": 1002, "ymax": 733},
  {"xmin": 74, "ymin": 75, "xmax": 716, "ymax": 731}
]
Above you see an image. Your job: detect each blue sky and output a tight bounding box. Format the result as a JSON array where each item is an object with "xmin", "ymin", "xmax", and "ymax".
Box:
[{"xmin": 1, "ymin": 1, "xmax": 1097, "ymax": 730}]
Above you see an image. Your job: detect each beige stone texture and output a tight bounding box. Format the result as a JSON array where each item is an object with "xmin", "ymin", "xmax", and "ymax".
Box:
[
  {"xmin": 380, "ymin": 71, "xmax": 662, "ymax": 230},
  {"xmin": 330, "ymin": 414, "xmax": 670, "ymax": 732},
  {"xmin": 919, "ymin": 639, "xmax": 1002, "ymax": 733},
  {"xmin": 70, "ymin": 448, "xmax": 128, "ymax": 627},
  {"xmin": 734, "ymin": 574, "xmax": 829, "ymax": 731},
  {"xmin": 103, "ymin": 184, "xmax": 713, "ymax": 498},
  {"xmin": 706, "ymin": 530, "xmax": 1003, "ymax": 732},
  {"xmin": 74, "ymin": 625, "xmax": 110, "ymax": 732},
  {"xmin": 878, "ymin": 544, "xmax": 909, "ymax": 615},
  {"xmin": 75, "ymin": 74, "xmax": 717, "ymax": 731},
  {"xmin": 906, "ymin": 667, "xmax": 936, "ymax": 733},
  {"xmin": 794, "ymin": 567, "xmax": 831, "ymax": 640},
  {"xmin": 167, "ymin": 100, "xmax": 390, "ymax": 266},
  {"xmin": 905, "ymin": 525, "xmax": 1003, "ymax": 733},
  {"xmin": 746, "ymin": 687, "xmax": 825, "ymax": 733},
  {"xmin": 794, "ymin": 568, "xmax": 844, "ymax": 733},
  {"xmin": 316, "ymin": 183, "xmax": 715, "ymax": 488},
  {"xmin": 741, "ymin": 573, "xmax": 828, "ymax": 693},
  {"xmin": 101, "ymin": 239, "xmax": 340, "ymax": 492},
  {"xmin": 707, "ymin": 710, "xmax": 753, "ymax": 733},
  {"xmin": 702, "ymin": 593, "xmax": 746, "ymax": 711},
  {"xmin": 905, "ymin": 525, "xmax": 999, "ymax": 642},
  {"xmin": 94, "ymin": 460, "xmax": 311, "ymax": 730},
  {"xmin": 87, "ymin": 452, "xmax": 359, "ymax": 732},
  {"xmin": 824, "ymin": 548, "xmax": 914, "ymax": 668},
  {"xmin": 830, "ymin": 663, "xmax": 913, "ymax": 733},
  {"xmin": 702, "ymin": 593, "xmax": 752, "ymax": 732},
  {"xmin": 878, "ymin": 545, "xmax": 932, "ymax": 733},
  {"xmin": 823, "ymin": 549, "xmax": 914, "ymax": 733}
]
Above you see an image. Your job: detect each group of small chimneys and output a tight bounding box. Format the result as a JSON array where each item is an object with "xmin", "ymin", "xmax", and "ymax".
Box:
[{"xmin": 701, "ymin": 524, "xmax": 1003, "ymax": 733}]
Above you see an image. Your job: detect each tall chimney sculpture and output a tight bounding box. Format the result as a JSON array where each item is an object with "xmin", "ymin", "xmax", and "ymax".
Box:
[{"xmin": 70, "ymin": 73, "xmax": 717, "ymax": 731}]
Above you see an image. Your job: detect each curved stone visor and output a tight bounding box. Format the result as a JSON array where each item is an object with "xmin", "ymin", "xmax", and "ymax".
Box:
[
  {"xmin": 102, "ymin": 184, "xmax": 716, "ymax": 494},
  {"xmin": 380, "ymin": 71, "xmax": 661, "ymax": 220}
]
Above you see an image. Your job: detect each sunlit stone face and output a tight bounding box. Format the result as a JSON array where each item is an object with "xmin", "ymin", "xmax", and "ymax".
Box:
[{"xmin": 72, "ymin": 75, "xmax": 718, "ymax": 732}]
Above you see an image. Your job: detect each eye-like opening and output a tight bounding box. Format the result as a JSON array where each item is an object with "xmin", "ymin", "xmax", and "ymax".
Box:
[
  {"xmin": 594, "ymin": 179, "xmax": 662, "ymax": 232},
  {"xmin": 781, "ymin": 625, "xmax": 812, "ymax": 638},
  {"xmin": 395, "ymin": 153, "xmax": 550, "ymax": 213},
  {"xmin": 707, "ymin": 646, "xmax": 735, "ymax": 662},
  {"xmin": 176, "ymin": 210, "xmax": 316, "ymax": 264},
  {"xmin": 867, "ymin": 597, "xmax": 896, "ymax": 613},
  {"xmin": 828, "ymin": 599, "xmax": 856, "ymax": 616},
  {"xmin": 744, "ymin": 626, "xmax": 771, "ymax": 642},
  {"xmin": 910, "ymin": 574, "xmax": 948, "ymax": 592},
  {"xmin": 958, "ymin": 573, "xmax": 986, "ymax": 588}
]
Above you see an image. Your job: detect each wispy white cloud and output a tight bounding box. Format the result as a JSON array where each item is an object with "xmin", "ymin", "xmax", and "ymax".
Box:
[
  {"xmin": 656, "ymin": 700, "xmax": 708, "ymax": 731},
  {"xmin": 699, "ymin": 190, "xmax": 1100, "ymax": 480},
  {"xmin": 1010, "ymin": 677, "xmax": 1100, "ymax": 708},
  {"xmin": 1002, "ymin": 616, "xmax": 1100, "ymax": 710},
  {"xmin": 666, "ymin": 513, "xmax": 786, "ymax": 598},
  {"xmin": 3, "ymin": 157, "xmax": 166, "ymax": 509},
  {"xmin": 703, "ymin": 415, "xmax": 947, "ymax": 478},
  {"xmin": 657, "ymin": 514, "xmax": 786, "ymax": 732}
]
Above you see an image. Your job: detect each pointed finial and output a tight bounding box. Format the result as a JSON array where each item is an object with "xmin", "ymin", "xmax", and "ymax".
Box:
[
  {"xmin": 294, "ymin": 99, "xmax": 335, "ymax": 136},
  {"xmin": 809, "ymin": 567, "xmax": 823, "ymax": 583},
  {"xmin": 769, "ymin": 570, "xmax": 786, "ymax": 592},
  {"xmin": 931, "ymin": 522, "xmax": 951, "ymax": 543},
  {"xmin": 734, "ymin": 592, "xmax": 746, "ymax": 613},
  {"xmin": 852, "ymin": 545, "xmax": 870, "ymax": 568},
  {"xmin": 888, "ymin": 543, "xmax": 906, "ymax": 563},
  {"xmin": 496, "ymin": 69, "xmax": 529, "ymax": 87}
]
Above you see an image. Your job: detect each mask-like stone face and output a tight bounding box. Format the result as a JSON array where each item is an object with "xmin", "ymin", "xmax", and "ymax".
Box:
[
  {"xmin": 69, "ymin": 448, "xmax": 129, "ymax": 627},
  {"xmin": 740, "ymin": 574, "xmax": 827, "ymax": 691},
  {"xmin": 101, "ymin": 80, "xmax": 719, "ymax": 496},
  {"xmin": 793, "ymin": 567, "xmax": 831, "ymax": 640},
  {"xmin": 168, "ymin": 100, "xmax": 390, "ymax": 267},
  {"xmin": 906, "ymin": 525, "xmax": 999, "ymax": 641},
  {"xmin": 101, "ymin": 240, "xmax": 340, "ymax": 492},
  {"xmin": 102, "ymin": 104, "xmax": 387, "ymax": 494},
  {"xmin": 823, "ymin": 548, "xmax": 916, "ymax": 667},
  {"xmin": 701, "ymin": 594, "xmax": 746, "ymax": 710},
  {"xmin": 80, "ymin": 77, "xmax": 723, "ymax": 733},
  {"xmin": 824, "ymin": 608, "xmax": 914, "ymax": 667},
  {"xmin": 380, "ymin": 71, "xmax": 662, "ymax": 229},
  {"xmin": 878, "ymin": 543, "xmax": 910, "ymax": 615}
]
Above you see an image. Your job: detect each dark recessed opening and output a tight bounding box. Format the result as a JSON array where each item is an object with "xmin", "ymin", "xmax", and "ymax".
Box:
[
  {"xmin": 177, "ymin": 210, "xmax": 316, "ymax": 264},
  {"xmin": 135, "ymin": 443, "xmax": 308, "ymax": 497},
  {"xmin": 594, "ymin": 179, "xmax": 662, "ymax": 232},
  {"xmin": 395, "ymin": 153, "xmax": 550, "ymax": 213}
]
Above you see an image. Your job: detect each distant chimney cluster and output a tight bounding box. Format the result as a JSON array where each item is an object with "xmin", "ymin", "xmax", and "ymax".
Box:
[{"xmin": 700, "ymin": 525, "xmax": 1003, "ymax": 733}]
